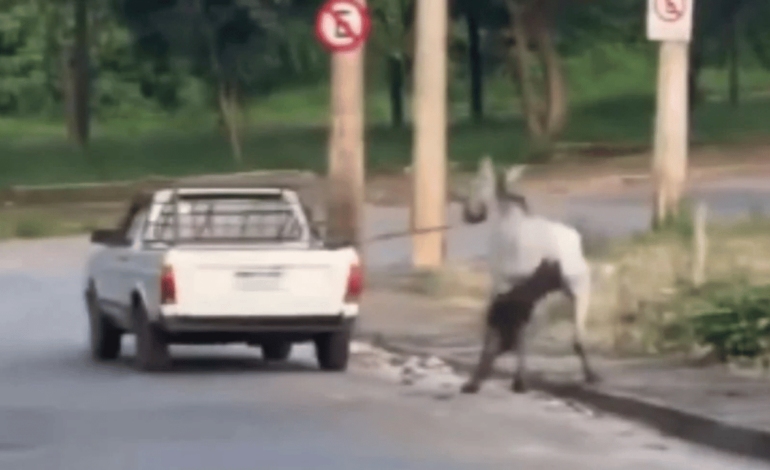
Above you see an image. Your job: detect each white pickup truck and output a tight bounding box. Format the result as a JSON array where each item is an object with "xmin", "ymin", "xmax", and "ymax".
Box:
[{"xmin": 83, "ymin": 186, "xmax": 362, "ymax": 372}]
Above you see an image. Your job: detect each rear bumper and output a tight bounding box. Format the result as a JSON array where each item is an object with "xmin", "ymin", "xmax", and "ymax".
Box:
[{"xmin": 160, "ymin": 313, "xmax": 354, "ymax": 334}]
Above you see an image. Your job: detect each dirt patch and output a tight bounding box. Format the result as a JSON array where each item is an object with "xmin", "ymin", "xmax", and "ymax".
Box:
[{"xmin": 5, "ymin": 143, "xmax": 770, "ymax": 208}]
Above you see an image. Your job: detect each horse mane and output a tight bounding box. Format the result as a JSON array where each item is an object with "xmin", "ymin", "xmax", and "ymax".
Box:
[{"xmin": 494, "ymin": 170, "xmax": 529, "ymax": 213}]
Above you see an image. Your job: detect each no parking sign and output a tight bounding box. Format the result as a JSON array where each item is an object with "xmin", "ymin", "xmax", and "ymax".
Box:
[
  {"xmin": 647, "ymin": 0, "xmax": 694, "ymax": 42},
  {"xmin": 315, "ymin": 0, "xmax": 372, "ymax": 53}
]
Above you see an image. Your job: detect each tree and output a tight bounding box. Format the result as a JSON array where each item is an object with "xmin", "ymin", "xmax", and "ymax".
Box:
[
  {"xmin": 0, "ymin": 1, "xmax": 55, "ymax": 115},
  {"xmin": 689, "ymin": 0, "xmax": 754, "ymax": 114},
  {"xmin": 369, "ymin": 0, "xmax": 413, "ymax": 128},
  {"xmin": 505, "ymin": 0, "xmax": 568, "ymax": 154},
  {"xmin": 726, "ymin": 11, "xmax": 739, "ymax": 106},
  {"xmin": 453, "ymin": 0, "xmax": 492, "ymax": 122},
  {"xmin": 71, "ymin": 0, "xmax": 90, "ymax": 147},
  {"xmin": 465, "ymin": 6, "xmax": 482, "ymax": 121},
  {"xmin": 744, "ymin": 1, "xmax": 770, "ymax": 71},
  {"xmin": 120, "ymin": 0, "xmax": 297, "ymax": 165}
]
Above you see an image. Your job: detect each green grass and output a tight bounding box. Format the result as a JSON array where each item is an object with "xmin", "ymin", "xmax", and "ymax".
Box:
[
  {"xmin": 2, "ymin": 57, "xmax": 770, "ymax": 188},
  {"xmin": 0, "ymin": 203, "xmax": 120, "ymax": 239}
]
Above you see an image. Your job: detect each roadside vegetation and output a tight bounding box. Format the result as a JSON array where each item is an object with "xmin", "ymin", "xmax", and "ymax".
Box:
[
  {"xmin": 3, "ymin": 66, "xmax": 770, "ymax": 188},
  {"xmin": 410, "ymin": 210, "xmax": 770, "ymax": 368},
  {"xmin": 587, "ymin": 212, "xmax": 770, "ymax": 362},
  {"xmin": 2, "ymin": 0, "xmax": 770, "ymax": 187}
]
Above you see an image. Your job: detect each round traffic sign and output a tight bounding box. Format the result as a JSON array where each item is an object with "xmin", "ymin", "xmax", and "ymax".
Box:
[
  {"xmin": 315, "ymin": 0, "xmax": 372, "ymax": 53},
  {"xmin": 654, "ymin": 0, "xmax": 686, "ymax": 22}
]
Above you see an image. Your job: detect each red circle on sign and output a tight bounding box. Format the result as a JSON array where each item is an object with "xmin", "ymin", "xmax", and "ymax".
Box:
[
  {"xmin": 654, "ymin": 0, "xmax": 686, "ymax": 22},
  {"xmin": 315, "ymin": 0, "xmax": 372, "ymax": 53}
]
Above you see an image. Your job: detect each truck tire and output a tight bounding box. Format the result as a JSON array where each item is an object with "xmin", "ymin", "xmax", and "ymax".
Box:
[
  {"xmin": 132, "ymin": 301, "xmax": 171, "ymax": 372},
  {"xmin": 314, "ymin": 328, "xmax": 350, "ymax": 372},
  {"xmin": 87, "ymin": 291, "xmax": 121, "ymax": 361},
  {"xmin": 261, "ymin": 341, "xmax": 292, "ymax": 362}
]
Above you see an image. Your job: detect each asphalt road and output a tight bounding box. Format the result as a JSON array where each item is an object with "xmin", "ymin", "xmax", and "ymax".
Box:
[
  {"xmin": 364, "ymin": 180, "xmax": 770, "ymax": 268},
  {"xmin": 2, "ymin": 237, "xmax": 770, "ymax": 470}
]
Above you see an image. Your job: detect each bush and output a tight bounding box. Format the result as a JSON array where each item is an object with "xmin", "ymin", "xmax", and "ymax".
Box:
[
  {"xmin": 689, "ymin": 283, "xmax": 770, "ymax": 361},
  {"xmin": 13, "ymin": 217, "xmax": 53, "ymax": 238}
]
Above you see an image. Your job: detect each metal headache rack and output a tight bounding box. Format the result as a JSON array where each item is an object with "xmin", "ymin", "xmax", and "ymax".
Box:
[{"xmin": 142, "ymin": 190, "xmax": 305, "ymax": 244}]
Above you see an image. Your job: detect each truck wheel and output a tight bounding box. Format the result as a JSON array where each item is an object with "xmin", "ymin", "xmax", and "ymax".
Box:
[
  {"xmin": 87, "ymin": 291, "xmax": 121, "ymax": 361},
  {"xmin": 314, "ymin": 328, "xmax": 350, "ymax": 372},
  {"xmin": 261, "ymin": 341, "xmax": 292, "ymax": 362},
  {"xmin": 132, "ymin": 302, "xmax": 171, "ymax": 372}
]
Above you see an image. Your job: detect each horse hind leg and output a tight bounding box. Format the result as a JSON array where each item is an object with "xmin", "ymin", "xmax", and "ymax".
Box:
[
  {"xmin": 566, "ymin": 277, "xmax": 601, "ymax": 384},
  {"xmin": 511, "ymin": 318, "xmax": 530, "ymax": 393},
  {"xmin": 461, "ymin": 327, "xmax": 503, "ymax": 394}
]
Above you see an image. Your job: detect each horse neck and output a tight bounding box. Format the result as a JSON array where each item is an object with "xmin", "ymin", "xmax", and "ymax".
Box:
[
  {"xmin": 488, "ymin": 198, "xmax": 528, "ymax": 284},
  {"xmin": 493, "ymin": 199, "xmax": 527, "ymax": 235}
]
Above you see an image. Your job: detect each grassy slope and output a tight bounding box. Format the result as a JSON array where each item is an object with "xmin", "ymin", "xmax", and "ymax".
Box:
[{"xmin": 1, "ymin": 47, "xmax": 770, "ymax": 188}]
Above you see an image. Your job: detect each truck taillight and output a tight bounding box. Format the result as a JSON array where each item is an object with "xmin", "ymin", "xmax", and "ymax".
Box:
[
  {"xmin": 160, "ymin": 265, "xmax": 176, "ymax": 305},
  {"xmin": 344, "ymin": 263, "xmax": 363, "ymax": 303}
]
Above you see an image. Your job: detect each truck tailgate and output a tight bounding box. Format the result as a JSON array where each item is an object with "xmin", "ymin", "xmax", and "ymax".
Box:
[{"xmin": 165, "ymin": 248, "xmax": 354, "ymax": 316}]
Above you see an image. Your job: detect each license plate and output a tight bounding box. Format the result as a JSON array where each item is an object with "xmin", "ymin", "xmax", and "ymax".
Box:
[{"xmin": 234, "ymin": 270, "xmax": 283, "ymax": 291}]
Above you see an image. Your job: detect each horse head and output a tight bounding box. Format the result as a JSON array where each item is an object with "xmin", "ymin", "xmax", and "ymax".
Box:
[{"xmin": 463, "ymin": 156, "xmax": 529, "ymax": 224}]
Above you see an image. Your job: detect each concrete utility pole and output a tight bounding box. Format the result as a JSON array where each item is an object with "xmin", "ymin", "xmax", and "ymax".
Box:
[
  {"xmin": 651, "ymin": 41, "xmax": 690, "ymax": 227},
  {"xmin": 411, "ymin": 0, "xmax": 449, "ymax": 268},
  {"xmin": 327, "ymin": 0, "xmax": 367, "ymax": 254},
  {"xmin": 647, "ymin": 0, "xmax": 694, "ymax": 228}
]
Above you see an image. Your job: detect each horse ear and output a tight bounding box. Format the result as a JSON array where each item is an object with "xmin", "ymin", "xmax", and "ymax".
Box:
[
  {"xmin": 479, "ymin": 155, "xmax": 495, "ymax": 178},
  {"xmin": 505, "ymin": 165, "xmax": 527, "ymax": 185}
]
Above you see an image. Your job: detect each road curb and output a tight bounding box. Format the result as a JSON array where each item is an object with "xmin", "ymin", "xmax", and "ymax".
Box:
[
  {"xmin": 0, "ymin": 170, "xmax": 317, "ymax": 206},
  {"xmin": 373, "ymin": 336, "xmax": 770, "ymax": 463},
  {"xmin": 5, "ymin": 158, "xmax": 768, "ymax": 207}
]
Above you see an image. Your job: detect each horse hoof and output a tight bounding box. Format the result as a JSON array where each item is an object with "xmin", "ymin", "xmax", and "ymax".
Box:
[
  {"xmin": 511, "ymin": 378, "xmax": 527, "ymax": 394},
  {"xmin": 460, "ymin": 382, "xmax": 480, "ymax": 394},
  {"xmin": 585, "ymin": 371, "xmax": 602, "ymax": 385}
]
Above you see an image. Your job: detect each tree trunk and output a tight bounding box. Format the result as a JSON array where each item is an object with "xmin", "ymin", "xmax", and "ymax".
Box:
[
  {"xmin": 508, "ymin": 1, "xmax": 546, "ymax": 140},
  {"xmin": 533, "ymin": 20, "xmax": 568, "ymax": 137},
  {"xmin": 467, "ymin": 12, "xmax": 483, "ymax": 122},
  {"xmin": 198, "ymin": 0, "xmax": 241, "ymax": 166},
  {"xmin": 217, "ymin": 81, "xmax": 243, "ymax": 166},
  {"xmin": 506, "ymin": 0, "xmax": 567, "ymax": 157},
  {"xmin": 62, "ymin": 45, "xmax": 78, "ymax": 143},
  {"xmin": 727, "ymin": 15, "xmax": 740, "ymax": 107},
  {"xmin": 72, "ymin": 0, "xmax": 90, "ymax": 147},
  {"xmin": 387, "ymin": 54, "xmax": 404, "ymax": 128}
]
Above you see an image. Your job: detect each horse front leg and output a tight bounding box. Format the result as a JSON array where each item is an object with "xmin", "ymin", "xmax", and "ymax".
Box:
[{"xmin": 461, "ymin": 327, "xmax": 502, "ymax": 394}]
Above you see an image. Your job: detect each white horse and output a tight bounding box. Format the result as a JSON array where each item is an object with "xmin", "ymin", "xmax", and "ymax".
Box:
[{"xmin": 460, "ymin": 156, "xmax": 599, "ymax": 394}]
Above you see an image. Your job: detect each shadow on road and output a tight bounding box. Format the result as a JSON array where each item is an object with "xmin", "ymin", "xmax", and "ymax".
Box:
[
  {"xmin": 1, "ymin": 344, "xmax": 322, "ymax": 379},
  {"xmin": 161, "ymin": 356, "xmax": 320, "ymax": 375},
  {"xmin": 102, "ymin": 351, "xmax": 322, "ymax": 376}
]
